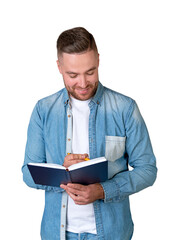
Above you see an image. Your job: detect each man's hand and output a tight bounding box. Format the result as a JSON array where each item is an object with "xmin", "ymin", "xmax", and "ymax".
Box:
[
  {"xmin": 63, "ymin": 153, "xmax": 89, "ymax": 168},
  {"xmin": 60, "ymin": 183, "xmax": 105, "ymax": 205}
]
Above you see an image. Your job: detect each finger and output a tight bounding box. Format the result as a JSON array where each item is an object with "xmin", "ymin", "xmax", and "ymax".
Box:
[
  {"xmin": 66, "ymin": 190, "xmax": 86, "ymax": 204},
  {"xmin": 74, "ymin": 200, "xmax": 88, "ymax": 205},
  {"xmin": 65, "ymin": 187, "xmax": 91, "ymax": 205},
  {"xmin": 67, "ymin": 183, "xmax": 86, "ymax": 191},
  {"xmin": 67, "ymin": 153, "xmax": 88, "ymax": 161},
  {"xmin": 61, "ymin": 184, "xmax": 84, "ymax": 196},
  {"xmin": 63, "ymin": 154, "xmax": 89, "ymax": 168},
  {"xmin": 69, "ymin": 159, "xmax": 86, "ymax": 164},
  {"xmin": 63, "ymin": 159, "xmax": 85, "ymax": 168},
  {"xmin": 66, "ymin": 186, "xmax": 84, "ymax": 197},
  {"xmin": 60, "ymin": 184, "xmax": 67, "ymax": 189}
]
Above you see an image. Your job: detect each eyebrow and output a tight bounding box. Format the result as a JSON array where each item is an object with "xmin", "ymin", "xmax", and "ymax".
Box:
[
  {"xmin": 66, "ymin": 67, "xmax": 97, "ymax": 75},
  {"xmin": 86, "ymin": 67, "xmax": 97, "ymax": 72}
]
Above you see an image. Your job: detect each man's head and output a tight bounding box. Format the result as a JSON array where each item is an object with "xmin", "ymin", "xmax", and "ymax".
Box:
[
  {"xmin": 56, "ymin": 27, "xmax": 99, "ymax": 101},
  {"xmin": 56, "ymin": 27, "xmax": 98, "ymax": 57}
]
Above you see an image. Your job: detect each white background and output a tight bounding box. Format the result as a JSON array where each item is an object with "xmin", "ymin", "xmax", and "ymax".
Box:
[{"xmin": 0, "ymin": 0, "xmax": 177, "ymax": 239}]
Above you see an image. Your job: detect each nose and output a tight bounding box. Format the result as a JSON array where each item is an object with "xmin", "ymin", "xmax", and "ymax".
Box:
[{"xmin": 79, "ymin": 75, "xmax": 87, "ymax": 88}]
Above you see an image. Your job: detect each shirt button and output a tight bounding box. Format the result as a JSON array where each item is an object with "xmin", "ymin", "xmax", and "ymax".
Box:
[
  {"xmin": 61, "ymin": 224, "xmax": 64, "ymax": 228},
  {"xmin": 68, "ymin": 115, "xmax": 71, "ymax": 118},
  {"xmin": 68, "ymin": 138, "xmax": 71, "ymax": 141},
  {"xmin": 63, "ymin": 205, "xmax": 66, "ymax": 208}
]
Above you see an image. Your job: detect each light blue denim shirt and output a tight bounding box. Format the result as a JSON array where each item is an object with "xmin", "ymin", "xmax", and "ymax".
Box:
[{"xmin": 22, "ymin": 82, "xmax": 157, "ymax": 240}]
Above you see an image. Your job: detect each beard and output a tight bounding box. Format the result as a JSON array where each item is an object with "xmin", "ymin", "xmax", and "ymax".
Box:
[{"xmin": 65, "ymin": 81, "xmax": 99, "ymax": 101}]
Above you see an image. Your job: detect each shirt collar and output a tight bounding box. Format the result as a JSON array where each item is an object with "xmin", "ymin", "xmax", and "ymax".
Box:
[
  {"xmin": 91, "ymin": 81, "xmax": 104, "ymax": 106},
  {"xmin": 63, "ymin": 88, "xmax": 70, "ymax": 106}
]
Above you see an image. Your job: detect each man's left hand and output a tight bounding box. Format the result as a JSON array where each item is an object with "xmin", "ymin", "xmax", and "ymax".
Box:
[{"xmin": 60, "ymin": 183, "xmax": 105, "ymax": 205}]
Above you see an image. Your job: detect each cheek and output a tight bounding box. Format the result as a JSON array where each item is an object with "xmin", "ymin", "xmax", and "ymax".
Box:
[
  {"xmin": 63, "ymin": 76, "xmax": 75, "ymax": 88},
  {"xmin": 89, "ymin": 73, "xmax": 99, "ymax": 84}
]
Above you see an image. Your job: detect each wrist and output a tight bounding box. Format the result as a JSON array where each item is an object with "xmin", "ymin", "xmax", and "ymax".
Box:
[{"xmin": 96, "ymin": 183, "xmax": 105, "ymax": 200}]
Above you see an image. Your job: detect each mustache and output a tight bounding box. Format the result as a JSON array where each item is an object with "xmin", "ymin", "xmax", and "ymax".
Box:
[{"xmin": 72, "ymin": 85, "xmax": 92, "ymax": 90}]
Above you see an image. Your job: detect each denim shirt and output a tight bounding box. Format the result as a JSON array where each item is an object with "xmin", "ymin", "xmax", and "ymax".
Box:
[{"xmin": 22, "ymin": 82, "xmax": 157, "ymax": 240}]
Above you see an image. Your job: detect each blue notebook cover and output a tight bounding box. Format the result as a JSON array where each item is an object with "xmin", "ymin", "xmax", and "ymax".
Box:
[{"xmin": 27, "ymin": 157, "xmax": 108, "ymax": 187}]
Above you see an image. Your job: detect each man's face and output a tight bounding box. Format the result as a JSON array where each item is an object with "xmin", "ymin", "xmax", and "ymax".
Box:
[{"xmin": 57, "ymin": 50, "xmax": 99, "ymax": 101}]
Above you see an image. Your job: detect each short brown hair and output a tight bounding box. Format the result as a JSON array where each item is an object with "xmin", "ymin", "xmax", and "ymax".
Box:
[{"xmin": 56, "ymin": 27, "xmax": 98, "ymax": 57}]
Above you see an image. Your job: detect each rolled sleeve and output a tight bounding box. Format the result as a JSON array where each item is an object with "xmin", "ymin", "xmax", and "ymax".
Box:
[{"xmin": 101, "ymin": 179, "xmax": 125, "ymax": 203}]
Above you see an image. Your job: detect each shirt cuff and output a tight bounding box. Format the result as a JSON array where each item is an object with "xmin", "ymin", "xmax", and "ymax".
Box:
[{"xmin": 101, "ymin": 179, "xmax": 125, "ymax": 203}]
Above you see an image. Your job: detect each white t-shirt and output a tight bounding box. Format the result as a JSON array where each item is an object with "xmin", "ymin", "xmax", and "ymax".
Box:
[{"xmin": 66, "ymin": 97, "xmax": 97, "ymax": 234}]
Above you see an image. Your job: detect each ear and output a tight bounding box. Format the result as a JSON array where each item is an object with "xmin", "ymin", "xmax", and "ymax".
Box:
[{"xmin": 56, "ymin": 60, "xmax": 62, "ymax": 74}]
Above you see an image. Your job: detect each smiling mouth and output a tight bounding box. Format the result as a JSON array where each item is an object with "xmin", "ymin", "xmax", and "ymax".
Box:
[{"xmin": 76, "ymin": 88, "xmax": 90, "ymax": 94}]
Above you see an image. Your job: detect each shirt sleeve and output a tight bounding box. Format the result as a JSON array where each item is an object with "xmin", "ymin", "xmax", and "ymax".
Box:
[
  {"xmin": 22, "ymin": 101, "xmax": 63, "ymax": 193},
  {"xmin": 101, "ymin": 100, "xmax": 157, "ymax": 203}
]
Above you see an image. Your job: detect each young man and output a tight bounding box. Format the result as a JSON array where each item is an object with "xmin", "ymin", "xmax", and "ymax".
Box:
[{"xmin": 22, "ymin": 27, "xmax": 157, "ymax": 240}]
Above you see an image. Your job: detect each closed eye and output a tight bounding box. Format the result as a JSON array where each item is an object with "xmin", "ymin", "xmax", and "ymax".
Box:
[
  {"xmin": 86, "ymin": 71, "xmax": 94, "ymax": 75},
  {"xmin": 69, "ymin": 74, "xmax": 78, "ymax": 78}
]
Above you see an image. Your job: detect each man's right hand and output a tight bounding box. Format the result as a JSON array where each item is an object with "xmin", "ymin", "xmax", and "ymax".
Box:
[{"xmin": 63, "ymin": 153, "xmax": 89, "ymax": 168}]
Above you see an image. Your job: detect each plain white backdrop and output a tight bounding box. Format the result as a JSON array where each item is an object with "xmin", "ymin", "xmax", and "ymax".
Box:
[{"xmin": 0, "ymin": 0, "xmax": 177, "ymax": 239}]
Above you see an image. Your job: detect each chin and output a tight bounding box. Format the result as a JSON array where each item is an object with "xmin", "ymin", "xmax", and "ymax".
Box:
[
  {"xmin": 71, "ymin": 90, "xmax": 93, "ymax": 101},
  {"xmin": 73, "ymin": 95, "xmax": 91, "ymax": 101}
]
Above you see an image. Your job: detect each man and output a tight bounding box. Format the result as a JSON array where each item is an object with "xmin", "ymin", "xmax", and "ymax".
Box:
[{"xmin": 22, "ymin": 27, "xmax": 157, "ymax": 240}]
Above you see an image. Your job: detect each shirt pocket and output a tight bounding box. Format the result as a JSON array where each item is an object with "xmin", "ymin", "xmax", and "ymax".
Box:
[{"xmin": 105, "ymin": 136, "xmax": 126, "ymax": 162}]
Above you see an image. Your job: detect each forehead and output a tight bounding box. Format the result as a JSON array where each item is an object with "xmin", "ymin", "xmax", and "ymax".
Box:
[{"xmin": 61, "ymin": 50, "xmax": 98, "ymax": 71}]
